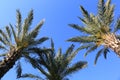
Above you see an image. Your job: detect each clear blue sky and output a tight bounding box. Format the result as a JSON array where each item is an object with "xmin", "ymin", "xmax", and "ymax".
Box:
[{"xmin": 1, "ymin": 0, "xmax": 120, "ymax": 80}]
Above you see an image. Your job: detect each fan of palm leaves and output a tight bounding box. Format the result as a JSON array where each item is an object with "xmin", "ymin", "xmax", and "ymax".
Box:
[
  {"xmin": 17, "ymin": 39, "xmax": 87, "ymax": 80},
  {"xmin": 67, "ymin": 0, "xmax": 120, "ymax": 64},
  {"xmin": 0, "ymin": 10, "xmax": 48, "ymax": 78}
]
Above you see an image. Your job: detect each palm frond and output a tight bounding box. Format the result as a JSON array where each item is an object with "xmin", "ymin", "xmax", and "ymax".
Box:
[
  {"xmin": 0, "ymin": 45, "xmax": 7, "ymax": 50},
  {"xmin": 26, "ymin": 55, "xmax": 50, "ymax": 77},
  {"xmin": 97, "ymin": 0, "xmax": 114, "ymax": 26},
  {"xmin": 0, "ymin": 53, "xmax": 6, "ymax": 57},
  {"xmin": 20, "ymin": 73, "xmax": 43, "ymax": 80},
  {"xmin": 65, "ymin": 61, "xmax": 87, "ymax": 76},
  {"xmin": 0, "ymin": 29, "xmax": 9, "ymax": 45},
  {"xmin": 105, "ymin": 0, "xmax": 111, "ymax": 8},
  {"xmin": 58, "ymin": 45, "xmax": 75, "ymax": 71},
  {"xmin": 29, "ymin": 37, "xmax": 49, "ymax": 47},
  {"xmin": 69, "ymin": 24, "xmax": 93, "ymax": 34},
  {"xmin": 9, "ymin": 24, "xmax": 17, "ymax": 45},
  {"xmin": 104, "ymin": 4, "xmax": 114, "ymax": 26},
  {"xmin": 0, "ymin": 36, "xmax": 7, "ymax": 46},
  {"xmin": 22, "ymin": 10, "xmax": 33, "ymax": 39},
  {"xmin": 24, "ymin": 54, "xmax": 38, "ymax": 69},
  {"xmin": 16, "ymin": 61, "xmax": 22, "ymax": 78},
  {"xmin": 66, "ymin": 46, "xmax": 81, "ymax": 63},
  {"xmin": 16, "ymin": 10, "xmax": 22, "ymax": 37},
  {"xmin": 67, "ymin": 36, "xmax": 95, "ymax": 43},
  {"xmin": 80, "ymin": 6, "xmax": 91, "ymax": 23},
  {"xmin": 84, "ymin": 45, "xmax": 98, "ymax": 57},
  {"xmin": 50, "ymin": 39, "xmax": 54, "ymax": 50},
  {"xmin": 97, "ymin": 0, "xmax": 105, "ymax": 21},
  {"xmin": 64, "ymin": 44, "xmax": 74, "ymax": 59},
  {"xmin": 55, "ymin": 48, "xmax": 62, "ymax": 59},
  {"xmin": 5, "ymin": 26, "xmax": 12, "ymax": 41},
  {"xmin": 79, "ymin": 43, "xmax": 95, "ymax": 50},
  {"xmin": 28, "ymin": 19, "xmax": 45, "ymax": 39},
  {"xmin": 28, "ymin": 47, "xmax": 52, "ymax": 55},
  {"xmin": 94, "ymin": 49, "xmax": 103, "ymax": 64},
  {"xmin": 103, "ymin": 48, "xmax": 109, "ymax": 59}
]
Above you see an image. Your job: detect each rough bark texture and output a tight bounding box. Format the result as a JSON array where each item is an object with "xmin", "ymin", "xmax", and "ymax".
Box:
[
  {"xmin": 0, "ymin": 49, "xmax": 21, "ymax": 79},
  {"xmin": 104, "ymin": 33, "xmax": 120, "ymax": 56}
]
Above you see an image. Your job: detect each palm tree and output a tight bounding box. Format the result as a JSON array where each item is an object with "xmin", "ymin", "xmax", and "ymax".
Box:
[
  {"xmin": 0, "ymin": 10, "xmax": 48, "ymax": 78},
  {"xmin": 68, "ymin": 0, "xmax": 120, "ymax": 64},
  {"xmin": 17, "ymin": 40, "xmax": 87, "ymax": 80}
]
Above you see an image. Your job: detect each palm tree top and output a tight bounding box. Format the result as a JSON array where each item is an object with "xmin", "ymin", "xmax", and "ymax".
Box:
[
  {"xmin": 0, "ymin": 10, "xmax": 48, "ymax": 55},
  {"xmin": 0, "ymin": 10, "xmax": 48, "ymax": 78},
  {"xmin": 18, "ymin": 39, "xmax": 87, "ymax": 80},
  {"xmin": 68, "ymin": 0, "xmax": 120, "ymax": 64}
]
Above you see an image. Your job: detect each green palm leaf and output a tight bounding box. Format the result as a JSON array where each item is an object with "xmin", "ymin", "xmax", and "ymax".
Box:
[
  {"xmin": 9, "ymin": 23, "xmax": 17, "ymax": 45},
  {"xmin": 69, "ymin": 24, "xmax": 93, "ymax": 34},
  {"xmin": 84, "ymin": 45, "xmax": 98, "ymax": 57},
  {"xmin": 68, "ymin": 36, "xmax": 95, "ymax": 43},
  {"xmin": 16, "ymin": 61, "xmax": 22, "ymax": 78},
  {"xmin": 21, "ymin": 73, "xmax": 43, "ymax": 80},
  {"xmin": 94, "ymin": 49, "xmax": 103, "ymax": 64},
  {"xmin": 65, "ymin": 61, "xmax": 87, "ymax": 76},
  {"xmin": 22, "ymin": 10, "xmax": 33, "ymax": 40},
  {"xmin": 16, "ymin": 10, "xmax": 22, "ymax": 38},
  {"xmin": 28, "ymin": 19, "xmax": 45, "ymax": 39}
]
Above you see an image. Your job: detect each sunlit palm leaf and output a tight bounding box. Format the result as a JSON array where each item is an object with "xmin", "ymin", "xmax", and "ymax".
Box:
[
  {"xmin": 5, "ymin": 26, "xmax": 12, "ymax": 42},
  {"xmin": 97, "ymin": 0, "xmax": 105, "ymax": 21},
  {"xmin": 16, "ymin": 10, "xmax": 22, "ymax": 38},
  {"xmin": 0, "ymin": 29, "xmax": 9, "ymax": 45},
  {"xmin": 28, "ymin": 19, "xmax": 45, "ymax": 39},
  {"xmin": 22, "ymin": 10, "xmax": 33, "ymax": 40},
  {"xmin": 9, "ymin": 24, "xmax": 17, "ymax": 45}
]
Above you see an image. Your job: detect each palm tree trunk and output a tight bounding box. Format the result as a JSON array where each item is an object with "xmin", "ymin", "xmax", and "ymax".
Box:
[
  {"xmin": 0, "ymin": 49, "xmax": 21, "ymax": 78},
  {"xmin": 104, "ymin": 33, "xmax": 120, "ymax": 56}
]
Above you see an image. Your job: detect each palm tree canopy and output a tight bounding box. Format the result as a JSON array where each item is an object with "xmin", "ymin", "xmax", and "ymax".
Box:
[
  {"xmin": 18, "ymin": 39, "xmax": 87, "ymax": 80},
  {"xmin": 67, "ymin": 0, "xmax": 120, "ymax": 64},
  {"xmin": 0, "ymin": 10, "xmax": 48, "ymax": 56},
  {"xmin": 0, "ymin": 10, "xmax": 48, "ymax": 78}
]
